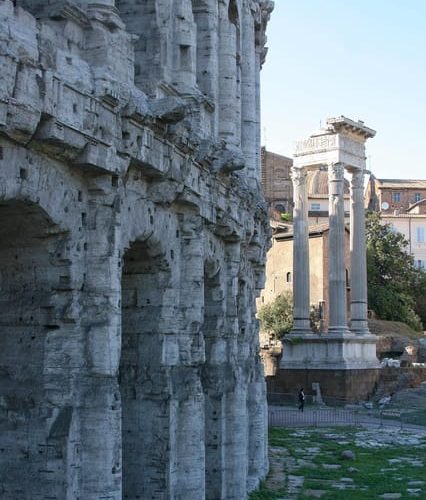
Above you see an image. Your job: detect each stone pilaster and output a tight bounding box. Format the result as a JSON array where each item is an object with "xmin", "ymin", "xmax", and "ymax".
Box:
[
  {"xmin": 291, "ymin": 167, "xmax": 311, "ymax": 333},
  {"xmin": 350, "ymin": 169, "xmax": 370, "ymax": 334},
  {"xmin": 218, "ymin": 1, "xmax": 239, "ymax": 144},
  {"xmin": 241, "ymin": 4, "xmax": 257, "ymax": 180},
  {"xmin": 328, "ymin": 162, "xmax": 350, "ymax": 335}
]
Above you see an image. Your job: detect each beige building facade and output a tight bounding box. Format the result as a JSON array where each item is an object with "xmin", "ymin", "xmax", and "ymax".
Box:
[
  {"xmin": 260, "ymin": 225, "xmax": 351, "ymax": 331},
  {"xmin": 306, "ymin": 170, "xmax": 350, "ymax": 224},
  {"xmin": 382, "ymin": 212, "xmax": 426, "ymax": 270},
  {"xmin": 366, "ymin": 178, "xmax": 426, "ymax": 269}
]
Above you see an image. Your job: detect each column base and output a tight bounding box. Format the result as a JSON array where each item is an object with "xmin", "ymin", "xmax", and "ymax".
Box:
[
  {"xmin": 279, "ymin": 333, "xmax": 380, "ymax": 370},
  {"xmin": 327, "ymin": 326, "xmax": 352, "ymax": 336}
]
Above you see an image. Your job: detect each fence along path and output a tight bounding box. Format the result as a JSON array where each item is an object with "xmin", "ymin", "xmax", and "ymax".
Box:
[{"xmin": 268, "ymin": 396, "xmax": 426, "ymax": 431}]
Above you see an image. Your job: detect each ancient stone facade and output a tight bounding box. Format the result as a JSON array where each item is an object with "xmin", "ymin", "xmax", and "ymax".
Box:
[
  {"xmin": 260, "ymin": 147, "xmax": 293, "ymax": 214},
  {"xmin": 0, "ymin": 1, "xmax": 273, "ymax": 498}
]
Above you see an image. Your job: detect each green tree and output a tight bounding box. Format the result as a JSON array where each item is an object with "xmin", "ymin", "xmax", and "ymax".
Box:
[
  {"xmin": 366, "ymin": 211, "xmax": 423, "ymax": 331},
  {"xmin": 257, "ymin": 292, "xmax": 293, "ymax": 340},
  {"xmin": 414, "ymin": 269, "xmax": 426, "ymax": 326}
]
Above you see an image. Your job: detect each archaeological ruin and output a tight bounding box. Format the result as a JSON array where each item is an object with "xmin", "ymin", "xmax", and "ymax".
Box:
[
  {"xmin": 0, "ymin": 0, "xmax": 273, "ymax": 498},
  {"xmin": 275, "ymin": 117, "xmax": 381, "ymax": 400}
]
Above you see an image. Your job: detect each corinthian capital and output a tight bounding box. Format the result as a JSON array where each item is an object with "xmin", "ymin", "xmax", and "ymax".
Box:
[
  {"xmin": 328, "ymin": 162, "xmax": 345, "ymax": 180},
  {"xmin": 291, "ymin": 167, "xmax": 307, "ymax": 187}
]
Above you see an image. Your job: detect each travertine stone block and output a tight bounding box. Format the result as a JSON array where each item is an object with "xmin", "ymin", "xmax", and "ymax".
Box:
[{"xmin": 0, "ymin": 0, "xmax": 272, "ymax": 498}]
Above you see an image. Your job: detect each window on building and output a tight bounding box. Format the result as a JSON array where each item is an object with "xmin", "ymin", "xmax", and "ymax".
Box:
[
  {"xmin": 311, "ymin": 203, "xmax": 321, "ymax": 211},
  {"xmin": 416, "ymin": 260, "xmax": 425, "ymax": 269},
  {"xmin": 415, "ymin": 193, "xmax": 422, "ymax": 202},
  {"xmin": 393, "ymin": 192, "xmax": 401, "ymax": 202},
  {"xmin": 286, "ymin": 272, "xmax": 292, "ymax": 283},
  {"xmin": 416, "ymin": 227, "xmax": 425, "ymax": 243}
]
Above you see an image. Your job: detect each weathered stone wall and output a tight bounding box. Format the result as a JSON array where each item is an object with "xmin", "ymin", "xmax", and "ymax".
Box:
[{"xmin": 0, "ymin": 0, "xmax": 273, "ymax": 498}]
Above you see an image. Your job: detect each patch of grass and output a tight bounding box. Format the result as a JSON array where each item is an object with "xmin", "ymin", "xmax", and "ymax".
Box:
[
  {"xmin": 249, "ymin": 486, "xmax": 286, "ymax": 500},
  {"xmin": 250, "ymin": 426, "xmax": 426, "ymax": 499}
]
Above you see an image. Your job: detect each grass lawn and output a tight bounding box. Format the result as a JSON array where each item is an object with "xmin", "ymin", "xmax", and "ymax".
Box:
[{"xmin": 250, "ymin": 426, "xmax": 426, "ymax": 499}]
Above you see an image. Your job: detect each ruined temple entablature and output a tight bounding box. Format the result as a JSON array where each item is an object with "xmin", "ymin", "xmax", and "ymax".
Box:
[
  {"xmin": 294, "ymin": 116, "xmax": 376, "ymax": 172},
  {"xmin": 0, "ymin": 0, "xmax": 273, "ymax": 498}
]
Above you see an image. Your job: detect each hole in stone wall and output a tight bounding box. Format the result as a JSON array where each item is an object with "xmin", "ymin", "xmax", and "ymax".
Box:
[
  {"xmin": 19, "ymin": 168, "xmax": 27, "ymax": 180},
  {"xmin": 228, "ymin": 0, "xmax": 239, "ymax": 26},
  {"xmin": 0, "ymin": 200, "xmax": 70, "ymax": 498},
  {"xmin": 179, "ymin": 45, "xmax": 191, "ymax": 71},
  {"xmin": 0, "ymin": 147, "xmax": 3, "ymax": 160}
]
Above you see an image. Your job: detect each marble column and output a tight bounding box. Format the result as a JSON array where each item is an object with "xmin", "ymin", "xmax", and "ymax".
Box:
[
  {"xmin": 350, "ymin": 169, "xmax": 370, "ymax": 334},
  {"xmin": 291, "ymin": 167, "xmax": 311, "ymax": 333},
  {"xmin": 328, "ymin": 163, "xmax": 350, "ymax": 335}
]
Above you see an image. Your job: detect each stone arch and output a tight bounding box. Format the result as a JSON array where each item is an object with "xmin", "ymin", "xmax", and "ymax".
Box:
[
  {"xmin": 119, "ymin": 235, "xmax": 174, "ymax": 498},
  {"xmin": 0, "ymin": 199, "xmax": 74, "ymax": 499}
]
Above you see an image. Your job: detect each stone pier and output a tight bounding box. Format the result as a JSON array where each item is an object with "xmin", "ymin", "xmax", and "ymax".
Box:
[
  {"xmin": 0, "ymin": 1, "xmax": 273, "ymax": 498},
  {"xmin": 279, "ymin": 116, "xmax": 380, "ymax": 401}
]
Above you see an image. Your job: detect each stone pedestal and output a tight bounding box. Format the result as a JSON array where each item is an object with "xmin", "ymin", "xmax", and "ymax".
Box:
[
  {"xmin": 280, "ymin": 333, "xmax": 379, "ymax": 370},
  {"xmin": 267, "ymin": 366, "xmax": 380, "ymax": 402}
]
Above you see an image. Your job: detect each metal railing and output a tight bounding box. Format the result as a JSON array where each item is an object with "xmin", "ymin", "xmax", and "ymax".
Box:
[{"xmin": 267, "ymin": 392, "xmax": 426, "ymax": 429}]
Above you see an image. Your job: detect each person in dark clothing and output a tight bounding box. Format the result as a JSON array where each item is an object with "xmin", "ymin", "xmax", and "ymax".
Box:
[{"xmin": 298, "ymin": 387, "xmax": 305, "ymax": 412}]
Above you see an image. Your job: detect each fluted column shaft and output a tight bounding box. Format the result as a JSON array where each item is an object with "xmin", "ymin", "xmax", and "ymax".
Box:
[
  {"xmin": 328, "ymin": 163, "xmax": 350, "ymax": 334},
  {"xmin": 291, "ymin": 167, "xmax": 311, "ymax": 333},
  {"xmin": 350, "ymin": 169, "xmax": 370, "ymax": 334}
]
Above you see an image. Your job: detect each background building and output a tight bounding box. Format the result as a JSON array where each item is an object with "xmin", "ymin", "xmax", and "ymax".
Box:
[
  {"xmin": 259, "ymin": 224, "xmax": 351, "ymax": 333},
  {"xmin": 366, "ymin": 177, "xmax": 426, "ymax": 269},
  {"xmin": 306, "ymin": 170, "xmax": 350, "ymax": 225},
  {"xmin": 366, "ymin": 177, "xmax": 426, "ymax": 213},
  {"xmin": 261, "ymin": 147, "xmax": 293, "ymax": 215}
]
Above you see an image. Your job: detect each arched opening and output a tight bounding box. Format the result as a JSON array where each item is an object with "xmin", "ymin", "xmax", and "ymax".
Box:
[
  {"xmin": 202, "ymin": 263, "xmax": 225, "ymax": 499},
  {"xmin": 286, "ymin": 272, "xmax": 292, "ymax": 283},
  {"xmin": 0, "ymin": 200, "xmax": 71, "ymax": 498},
  {"xmin": 119, "ymin": 239, "xmax": 171, "ymax": 498}
]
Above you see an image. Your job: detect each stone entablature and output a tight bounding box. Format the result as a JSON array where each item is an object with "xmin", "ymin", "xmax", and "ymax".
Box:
[
  {"xmin": 294, "ymin": 117, "xmax": 375, "ymax": 171},
  {"xmin": 0, "ymin": 1, "xmax": 272, "ymax": 498}
]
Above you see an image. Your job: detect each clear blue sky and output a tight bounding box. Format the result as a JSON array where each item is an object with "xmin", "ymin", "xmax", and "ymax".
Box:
[{"xmin": 261, "ymin": 1, "xmax": 426, "ymax": 179}]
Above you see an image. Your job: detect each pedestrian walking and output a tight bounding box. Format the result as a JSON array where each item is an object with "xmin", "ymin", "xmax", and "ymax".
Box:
[{"xmin": 298, "ymin": 387, "xmax": 305, "ymax": 412}]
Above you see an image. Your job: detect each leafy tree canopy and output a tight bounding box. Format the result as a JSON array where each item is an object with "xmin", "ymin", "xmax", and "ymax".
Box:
[
  {"xmin": 257, "ymin": 292, "xmax": 293, "ymax": 340},
  {"xmin": 366, "ymin": 211, "xmax": 423, "ymax": 331}
]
